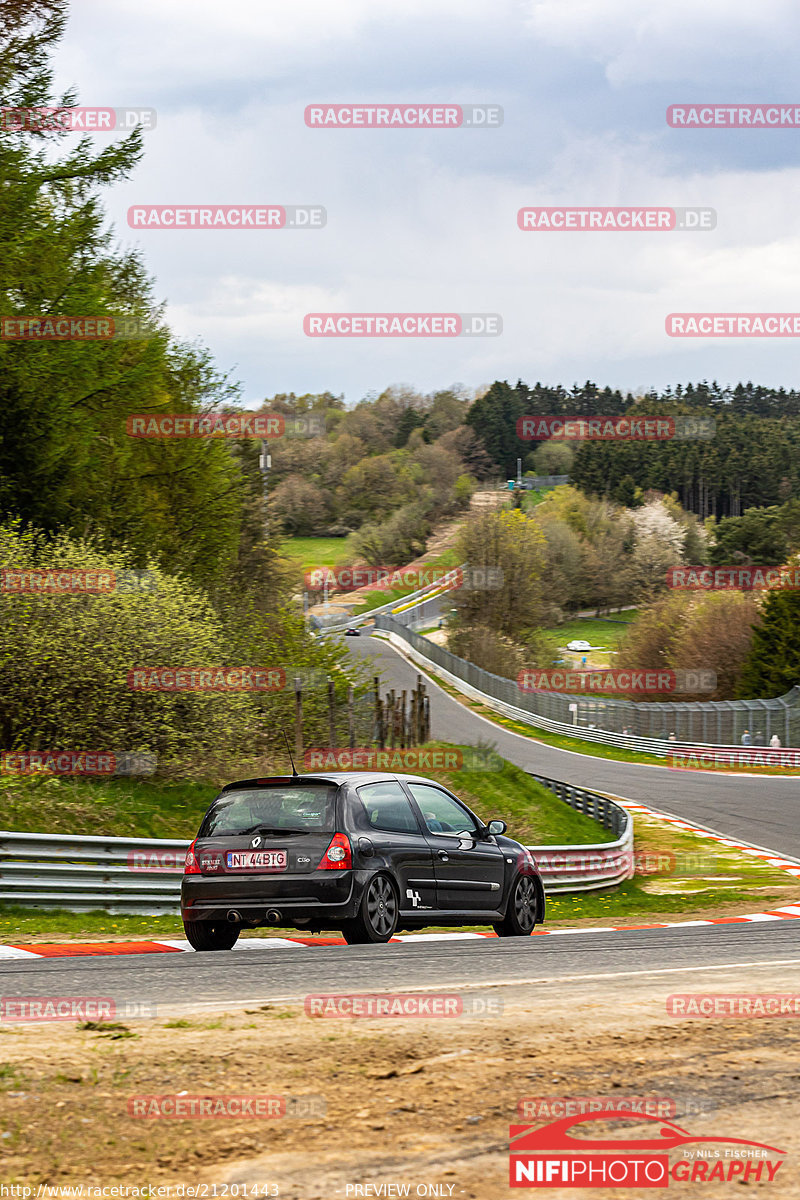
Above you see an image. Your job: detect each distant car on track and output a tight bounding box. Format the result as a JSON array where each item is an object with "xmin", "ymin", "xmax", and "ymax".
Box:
[
  {"xmin": 344, "ymin": 627, "xmax": 360, "ymax": 637},
  {"xmin": 566, "ymin": 639, "xmax": 592, "ymax": 651},
  {"xmin": 181, "ymin": 772, "xmax": 545, "ymax": 949}
]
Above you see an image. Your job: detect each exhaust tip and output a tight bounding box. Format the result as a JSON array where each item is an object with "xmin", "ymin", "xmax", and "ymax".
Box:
[
  {"xmin": 266, "ymin": 909, "xmax": 282, "ymax": 924},
  {"xmin": 227, "ymin": 910, "xmax": 242, "ymax": 924}
]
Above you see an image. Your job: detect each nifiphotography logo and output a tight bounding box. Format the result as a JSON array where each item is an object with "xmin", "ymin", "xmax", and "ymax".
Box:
[{"xmin": 508, "ymin": 1111, "xmax": 785, "ymax": 1187}]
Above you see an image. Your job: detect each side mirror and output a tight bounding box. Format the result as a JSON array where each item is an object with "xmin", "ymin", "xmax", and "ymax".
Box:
[{"xmin": 487, "ymin": 819, "xmax": 507, "ymax": 836}]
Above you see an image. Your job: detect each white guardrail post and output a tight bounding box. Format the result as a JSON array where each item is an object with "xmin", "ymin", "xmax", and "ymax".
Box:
[{"xmin": 0, "ymin": 779, "xmax": 633, "ymax": 913}]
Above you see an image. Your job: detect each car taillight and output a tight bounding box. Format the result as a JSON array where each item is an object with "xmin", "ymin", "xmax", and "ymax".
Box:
[
  {"xmin": 184, "ymin": 840, "xmax": 201, "ymax": 874},
  {"xmin": 317, "ymin": 832, "xmax": 352, "ymax": 870}
]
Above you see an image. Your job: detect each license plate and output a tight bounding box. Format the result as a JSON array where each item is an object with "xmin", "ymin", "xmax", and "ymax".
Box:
[{"xmin": 225, "ymin": 850, "xmax": 287, "ymax": 871}]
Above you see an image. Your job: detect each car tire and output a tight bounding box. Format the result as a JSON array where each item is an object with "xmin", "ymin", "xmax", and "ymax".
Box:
[
  {"xmin": 341, "ymin": 873, "xmax": 399, "ymax": 944},
  {"xmin": 183, "ymin": 919, "xmax": 240, "ymax": 951},
  {"xmin": 493, "ymin": 873, "xmax": 539, "ymax": 937}
]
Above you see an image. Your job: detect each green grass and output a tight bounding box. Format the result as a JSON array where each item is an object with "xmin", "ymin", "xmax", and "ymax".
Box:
[
  {"xmin": 545, "ymin": 811, "xmax": 798, "ymax": 923},
  {"xmin": 0, "ymin": 774, "xmax": 217, "ymax": 838},
  {"xmin": 521, "ymin": 488, "xmax": 556, "ymax": 509},
  {"xmin": 0, "ymin": 744, "xmax": 608, "ymax": 845},
  {"xmin": 424, "ymin": 743, "xmax": 609, "ymax": 845},
  {"xmin": 280, "ymin": 536, "xmax": 356, "ymax": 571},
  {"xmin": 0, "ymin": 907, "xmax": 186, "ymax": 940},
  {"xmin": 538, "ymin": 613, "xmax": 638, "ymax": 659}
]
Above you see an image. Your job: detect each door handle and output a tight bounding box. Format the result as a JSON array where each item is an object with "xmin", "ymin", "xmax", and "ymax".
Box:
[{"xmin": 437, "ymin": 851, "xmax": 449, "ymax": 861}]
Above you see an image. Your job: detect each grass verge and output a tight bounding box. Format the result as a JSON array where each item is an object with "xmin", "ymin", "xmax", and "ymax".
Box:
[{"xmin": 0, "ymin": 775, "xmax": 217, "ymax": 839}]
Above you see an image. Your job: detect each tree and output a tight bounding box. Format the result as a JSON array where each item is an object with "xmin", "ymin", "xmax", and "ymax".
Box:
[
  {"xmin": 464, "ymin": 380, "xmax": 526, "ymax": 475},
  {"xmin": 531, "ymin": 442, "xmax": 573, "ymax": 476},
  {"xmin": 0, "ymin": 0, "xmax": 258, "ymax": 590},
  {"xmin": 612, "ymin": 475, "xmax": 641, "ymax": 507},
  {"xmin": 630, "ymin": 500, "xmax": 687, "ymax": 598},
  {"xmin": 350, "ymin": 501, "xmax": 431, "ymax": 565},
  {"xmin": 617, "ymin": 590, "xmax": 762, "ymax": 700},
  {"xmin": 738, "ymin": 584, "xmax": 800, "ymax": 698},
  {"xmin": 709, "ymin": 507, "xmax": 789, "ymax": 566},
  {"xmin": 394, "ymin": 407, "xmax": 424, "ymax": 447},
  {"xmin": 452, "ymin": 509, "xmax": 545, "ymax": 639},
  {"xmin": 270, "ymin": 475, "xmax": 334, "ymax": 536}
]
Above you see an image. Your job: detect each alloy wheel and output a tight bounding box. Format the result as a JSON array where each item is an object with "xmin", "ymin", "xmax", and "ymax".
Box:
[{"xmin": 366, "ymin": 875, "xmax": 397, "ymax": 937}]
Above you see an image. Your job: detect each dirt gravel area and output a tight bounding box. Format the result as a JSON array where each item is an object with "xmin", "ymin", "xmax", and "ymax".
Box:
[{"xmin": 1, "ymin": 962, "xmax": 799, "ymax": 1197}]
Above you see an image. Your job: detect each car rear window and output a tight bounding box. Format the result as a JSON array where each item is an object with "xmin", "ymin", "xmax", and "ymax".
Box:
[{"xmin": 198, "ymin": 784, "xmax": 337, "ymax": 837}]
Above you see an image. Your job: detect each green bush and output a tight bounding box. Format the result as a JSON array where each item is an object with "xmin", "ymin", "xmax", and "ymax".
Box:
[{"xmin": 0, "ymin": 523, "xmax": 256, "ymax": 758}]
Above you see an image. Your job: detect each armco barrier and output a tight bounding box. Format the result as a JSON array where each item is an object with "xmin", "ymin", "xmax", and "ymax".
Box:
[
  {"xmin": 0, "ymin": 778, "xmax": 632, "ymax": 912},
  {"xmin": 312, "ymin": 568, "xmax": 463, "ymax": 636},
  {"xmin": 0, "ymin": 831, "xmax": 187, "ymax": 914},
  {"xmin": 374, "ymin": 615, "xmax": 800, "ymax": 752},
  {"xmin": 526, "ymin": 775, "xmax": 634, "ymax": 893}
]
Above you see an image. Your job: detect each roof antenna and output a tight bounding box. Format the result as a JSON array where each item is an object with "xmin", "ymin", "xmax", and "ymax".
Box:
[{"xmin": 283, "ymin": 730, "xmax": 299, "ymax": 777}]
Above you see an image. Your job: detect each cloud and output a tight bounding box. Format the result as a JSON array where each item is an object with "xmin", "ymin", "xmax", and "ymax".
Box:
[{"xmin": 524, "ymin": 0, "xmax": 799, "ymax": 88}]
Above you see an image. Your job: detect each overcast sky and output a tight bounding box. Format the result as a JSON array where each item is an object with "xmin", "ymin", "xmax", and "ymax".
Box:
[{"xmin": 52, "ymin": 0, "xmax": 800, "ymax": 406}]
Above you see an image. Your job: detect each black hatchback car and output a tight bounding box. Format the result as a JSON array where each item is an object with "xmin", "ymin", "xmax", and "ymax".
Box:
[{"xmin": 181, "ymin": 772, "xmax": 545, "ymax": 949}]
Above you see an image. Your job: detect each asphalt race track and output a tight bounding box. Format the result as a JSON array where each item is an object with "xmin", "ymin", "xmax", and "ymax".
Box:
[
  {"xmin": 4, "ymin": 923, "xmax": 800, "ymax": 1013},
  {"xmin": 346, "ymin": 632, "xmax": 800, "ymax": 860}
]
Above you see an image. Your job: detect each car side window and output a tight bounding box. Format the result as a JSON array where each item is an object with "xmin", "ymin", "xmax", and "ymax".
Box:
[
  {"xmin": 357, "ymin": 782, "xmax": 421, "ymax": 835},
  {"xmin": 406, "ymin": 784, "xmax": 478, "ymax": 835}
]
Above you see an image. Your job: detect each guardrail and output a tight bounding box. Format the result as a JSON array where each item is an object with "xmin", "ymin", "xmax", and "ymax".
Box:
[
  {"xmin": 312, "ymin": 569, "xmax": 463, "ymax": 636},
  {"xmin": 0, "ymin": 780, "xmax": 633, "ymax": 913},
  {"xmin": 526, "ymin": 774, "xmax": 634, "ymax": 893},
  {"xmin": 0, "ymin": 831, "xmax": 187, "ymax": 914}
]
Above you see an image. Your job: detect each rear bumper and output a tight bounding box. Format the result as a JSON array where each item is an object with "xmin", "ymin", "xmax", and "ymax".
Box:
[{"xmin": 181, "ymin": 869, "xmax": 359, "ymax": 923}]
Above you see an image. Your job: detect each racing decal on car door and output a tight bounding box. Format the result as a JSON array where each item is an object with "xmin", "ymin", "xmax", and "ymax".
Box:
[{"xmin": 406, "ymin": 887, "xmax": 431, "ymax": 909}]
